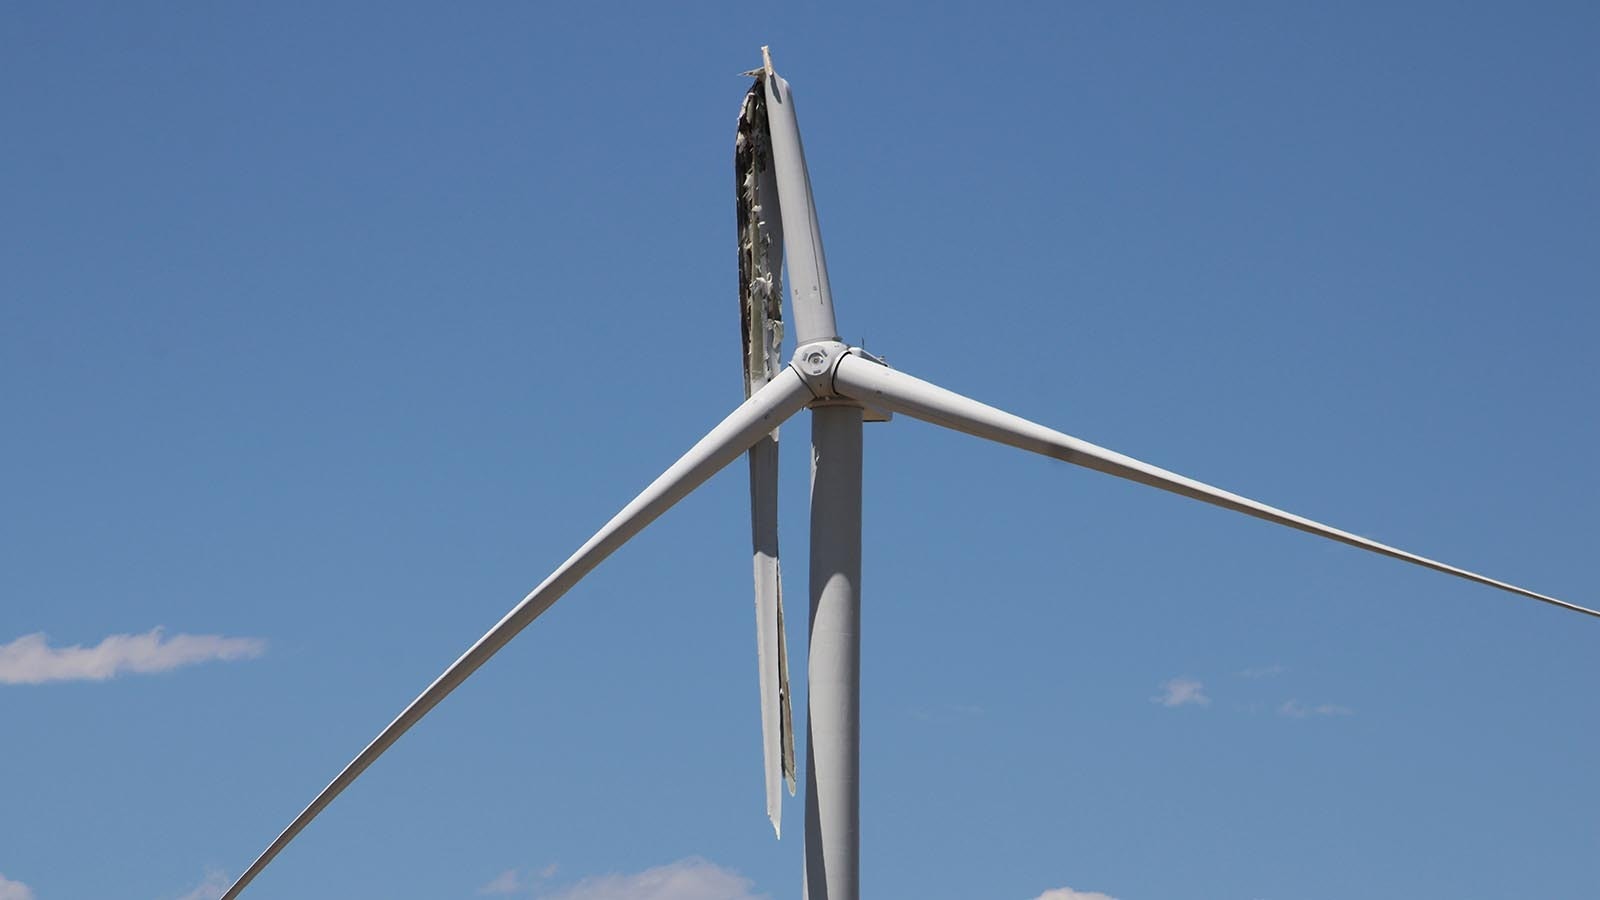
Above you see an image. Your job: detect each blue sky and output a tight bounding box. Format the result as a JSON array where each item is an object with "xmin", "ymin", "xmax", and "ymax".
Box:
[{"xmin": 3, "ymin": 3, "xmax": 1596, "ymax": 899}]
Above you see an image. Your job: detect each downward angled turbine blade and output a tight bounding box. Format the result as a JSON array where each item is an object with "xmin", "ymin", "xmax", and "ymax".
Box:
[
  {"xmin": 220, "ymin": 368, "xmax": 814, "ymax": 900},
  {"xmin": 832, "ymin": 354, "xmax": 1598, "ymax": 619}
]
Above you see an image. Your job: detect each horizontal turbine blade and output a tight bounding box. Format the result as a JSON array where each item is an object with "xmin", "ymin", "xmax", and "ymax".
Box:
[
  {"xmin": 832, "ymin": 354, "xmax": 1597, "ymax": 619},
  {"xmin": 220, "ymin": 367, "xmax": 815, "ymax": 900}
]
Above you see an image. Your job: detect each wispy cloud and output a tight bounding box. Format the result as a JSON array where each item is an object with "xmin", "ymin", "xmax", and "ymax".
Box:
[
  {"xmin": 0, "ymin": 628, "xmax": 265, "ymax": 685},
  {"xmin": 1278, "ymin": 699, "xmax": 1353, "ymax": 718},
  {"xmin": 1152, "ymin": 677, "xmax": 1209, "ymax": 708},
  {"xmin": 1237, "ymin": 664, "xmax": 1285, "ymax": 679},
  {"xmin": 0, "ymin": 873, "xmax": 34, "ymax": 900},
  {"xmin": 480, "ymin": 869, "xmax": 524, "ymax": 895},
  {"xmin": 1034, "ymin": 887, "xmax": 1119, "ymax": 900},
  {"xmin": 544, "ymin": 857, "xmax": 763, "ymax": 900},
  {"xmin": 173, "ymin": 869, "xmax": 231, "ymax": 900},
  {"xmin": 478, "ymin": 862, "xmax": 558, "ymax": 895}
]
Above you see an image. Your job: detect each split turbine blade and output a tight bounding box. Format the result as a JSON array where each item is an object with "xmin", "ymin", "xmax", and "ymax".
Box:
[
  {"xmin": 219, "ymin": 368, "xmax": 815, "ymax": 900},
  {"xmin": 832, "ymin": 354, "xmax": 1598, "ymax": 618},
  {"xmin": 738, "ymin": 71, "xmax": 797, "ymax": 838}
]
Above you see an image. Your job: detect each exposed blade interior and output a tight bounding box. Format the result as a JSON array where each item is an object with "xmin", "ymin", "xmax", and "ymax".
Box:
[
  {"xmin": 737, "ymin": 76, "xmax": 785, "ymax": 401},
  {"xmin": 831, "ymin": 353, "xmax": 1598, "ymax": 619},
  {"xmin": 776, "ymin": 573, "xmax": 796, "ymax": 797}
]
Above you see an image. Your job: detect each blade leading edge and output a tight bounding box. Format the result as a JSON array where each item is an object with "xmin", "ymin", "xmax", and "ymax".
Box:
[
  {"xmin": 832, "ymin": 354, "xmax": 1598, "ymax": 619},
  {"xmin": 219, "ymin": 368, "xmax": 814, "ymax": 900},
  {"xmin": 761, "ymin": 54, "xmax": 840, "ymax": 347}
]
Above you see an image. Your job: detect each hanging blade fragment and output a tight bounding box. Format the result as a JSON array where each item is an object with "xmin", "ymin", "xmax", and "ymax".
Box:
[
  {"xmin": 832, "ymin": 353, "xmax": 1599, "ymax": 618},
  {"xmin": 218, "ymin": 368, "xmax": 815, "ymax": 900},
  {"xmin": 736, "ymin": 68, "xmax": 797, "ymax": 837},
  {"xmin": 749, "ymin": 431, "xmax": 797, "ymax": 834}
]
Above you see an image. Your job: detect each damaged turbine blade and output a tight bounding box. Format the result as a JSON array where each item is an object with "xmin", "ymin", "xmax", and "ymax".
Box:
[
  {"xmin": 737, "ymin": 71, "xmax": 797, "ymax": 838},
  {"xmin": 738, "ymin": 77, "xmax": 786, "ymax": 402}
]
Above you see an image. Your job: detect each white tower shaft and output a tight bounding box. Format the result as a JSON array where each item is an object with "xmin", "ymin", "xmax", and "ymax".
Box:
[{"xmin": 804, "ymin": 403, "xmax": 864, "ymax": 900}]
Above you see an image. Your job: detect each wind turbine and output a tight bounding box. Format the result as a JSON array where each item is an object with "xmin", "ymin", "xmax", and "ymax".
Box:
[{"xmin": 219, "ymin": 49, "xmax": 1596, "ymax": 900}]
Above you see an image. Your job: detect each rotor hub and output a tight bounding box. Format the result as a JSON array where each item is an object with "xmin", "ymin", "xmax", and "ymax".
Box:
[{"xmin": 791, "ymin": 340, "xmax": 851, "ymax": 400}]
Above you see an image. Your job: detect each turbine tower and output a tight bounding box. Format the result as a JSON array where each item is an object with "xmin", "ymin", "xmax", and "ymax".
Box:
[{"xmin": 218, "ymin": 49, "xmax": 1596, "ymax": 900}]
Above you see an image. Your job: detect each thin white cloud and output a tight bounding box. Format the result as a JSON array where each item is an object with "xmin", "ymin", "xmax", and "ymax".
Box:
[
  {"xmin": 1152, "ymin": 677, "xmax": 1209, "ymax": 708},
  {"xmin": 0, "ymin": 873, "xmax": 34, "ymax": 900},
  {"xmin": 173, "ymin": 869, "xmax": 231, "ymax": 900},
  {"xmin": 0, "ymin": 628, "xmax": 265, "ymax": 685},
  {"xmin": 544, "ymin": 857, "xmax": 763, "ymax": 900},
  {"xmin": 478, "ymin": 862, "xmax": 559, "ymax": 895},
  {"xmin": 480, "ymin": 869, "xmax": 523, "ymax": 895},
  {"xmin": 1278, "ymin": 699, "xmax": 1353, "ymax": 718},
  {"xmin": 1034, "ymin": 887, "xmax": 1119, "ymax": 900}
]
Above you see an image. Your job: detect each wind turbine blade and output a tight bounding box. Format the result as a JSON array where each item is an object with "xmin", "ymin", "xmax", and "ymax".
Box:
[
  {"xmin": 832, "ymin": 354, "xmax": 1598, "ymax": 619},
  {"xmin": 738, "ymin": 69, "xmax": 796, "ymax": 838},
  {"xmin": 749, "ymin": 431, "xmax": 797, "ymax": 836},
  {"xmin": 762, "ymin": 51, "xmax": 840, "ymax": 346},
  {"xmin": 219, "ymin": 368, "xmax": 814, "ymax": 900}
]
